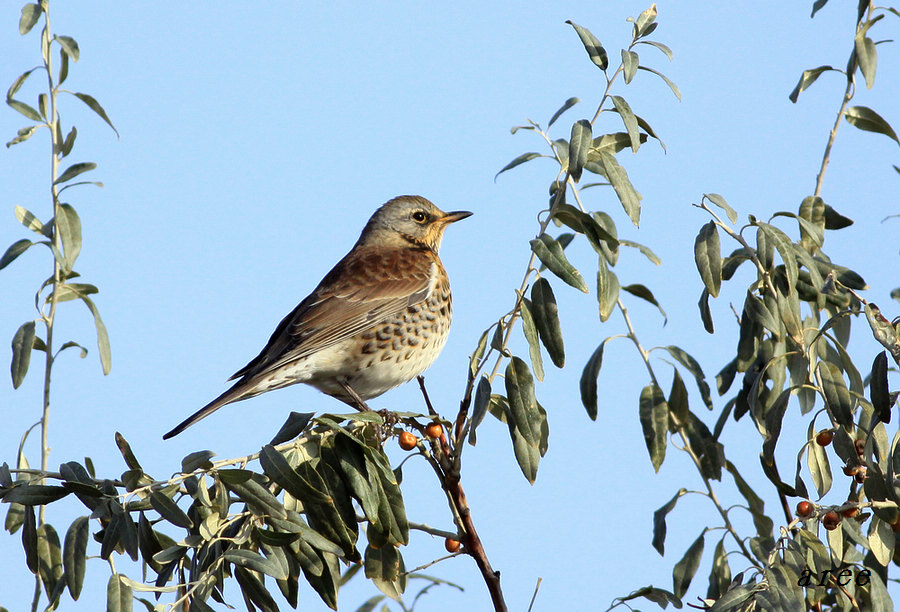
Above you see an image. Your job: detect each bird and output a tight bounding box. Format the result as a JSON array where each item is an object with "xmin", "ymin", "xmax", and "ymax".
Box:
[{"xmin": 163, "ymin": 195, "xmax": 471, "ymax": 439}]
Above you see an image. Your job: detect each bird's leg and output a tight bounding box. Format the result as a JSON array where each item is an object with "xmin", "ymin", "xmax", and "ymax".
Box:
[{"xmin": 338, "ymin": 380, "xmax": 372, "ymax": 412}]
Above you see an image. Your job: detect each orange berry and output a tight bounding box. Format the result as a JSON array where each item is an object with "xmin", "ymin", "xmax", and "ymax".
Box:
[
  {"xmin": 822, "ymin": 511, "xmax": 841, "ymax": 531},
  {"xmin": 425, "ymin": 422, "xmax": 444, "ymax": 439},
  {"xmin": 843, "ymin": 464, "xmax": 859, "ymax": 477},
  {"xmin": 815, "ymin": 430, "xmax": 834, "ymax": 446},
  {"xmin": 841, "ymin": 505, "xmax": 858, "ymax": 518},
  {"xmin": 444, "ymin": 537, "xmax": 461, "ymax": 553},
  {"xmin": 796, "ymin": 501, "xmax": 814, "ymax": 518},
  {"xmin": 398, "ymin": 431, "xmax": 418, "ymax": 451},
  {"xmin": 854, "ymin": 466, "xmax": 868, "ymax": 484}
]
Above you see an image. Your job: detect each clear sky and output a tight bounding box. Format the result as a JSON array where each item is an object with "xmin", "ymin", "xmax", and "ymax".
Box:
[{"xmin": 1, "ymin": 2, "xmax": 899, "ymax": 611}]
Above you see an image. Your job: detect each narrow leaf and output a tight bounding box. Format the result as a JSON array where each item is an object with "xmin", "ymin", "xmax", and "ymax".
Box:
[
  {"xmin": 673, "ymin": 531, "xmax": 705, "ymax": 599},
  {"xmin": 580, "ymin": 338, "xmax": 612, "ymax": 420},
  {"xmin": 63, "ymin": 516, "xmax": 89, "ymax": 600},
  {"xmin": 704, "ymin": 193, "xmax": 738, "ymax": 224},
  {"xmin": 531, "ymin": 278, "xmax": 565, "ymax": 368},
  {"xmin": 55, "ymin": 203, "xmax": 82, "ymax": 270},
  {"xmin": 567, "ymin": 119, "xmax": 592, "ymax": 181},
  {"xmin": 548, "ymin": 97, "xmax": 580, "ymax": 128},
  {"xmin": 596, "ymin": 257, "xmax": 619, "ymax": 322},
  {"xmin": 54, "ymin": 162, "xmax": 96, "ymax": 185},
  {"xmin": 81, "ymin": 295, "xmax": 111, "ymax": 374},
  {"xmin": 639, "ymin": 383, "xmax": 668, "ymax": 472},
  {"xmin": 845, "ymin": 106, "xmax": 900, "ymax": 146},
  {"xmin": 622, "ymin": 283, "xmax": 667, "ymax": 322},
  {"xmin": 7, "ymin": 99, "xmax": 42, "ymax": 122},
  {"xmin": 694, "ymin": 221, "xmax": 721, "ymax": 297},
  {"xmin": 0, "ymin": 239, "xmax": 34, "ymax": 270},
  {"xmin": 529, "ymin": 234, "xmax": 588, "ymax": 293},
  {"xmin": 789, "ymin": 65, "xmax": 836, "ymax": 102},
  {"xmin": 56, "ymin": 35, "xmax": 79, "ymax": 61},
  {"xmin": 637, "ymin": 65, "xmax": 681, "ymax": 100},
  {"xmin": 652, "ymin": 489, "xmax": 687, "ymax": 555},
  {"xmin": 565, "ymin": 21, "xmax": 608, "ymax": 70},
  {"xmin": 818, "ymin": 361, "xmax": 853, "ymax": 427},
  {"xmin": 622, "ymin": 49, "xmax": 639, "ymax": 84},
  {"xmin": 598, "ymin": 150, "xmax": 641, "ymax": 226},
  {"xmin": 73, "ymin": 93, "xmax": 119, "ymax": 137},
  {"xmin": 870, "ymin": 351, "xmax": 890, "ymax": 423},
  {"xmin": 519, "ymin": 298, "xmax": 545, "ymax": 382},
  {"xmin": 19, "ymin": 4, "xmax": 41, "ymax": 35},
  {"xmin": 505, "ymin": 357, "xmax": 543, "ymax": 483},
  {"xmin": 11, "ymin": 321, "xmax": 36, "ymax": 389},
  {"xmin": 610, "ymin": 96, "xmax": 640, "ymax": 152},
  {"xmin": 149, "ymin": 493, "xmax": 193, "ymax": 529},
  {"xmin": 495, "ymin": 152, "xmax": 543, "ymax": 181},
  {"xmin": 855, "ymin": 33, "xmax": 877, "ymax": 89}
]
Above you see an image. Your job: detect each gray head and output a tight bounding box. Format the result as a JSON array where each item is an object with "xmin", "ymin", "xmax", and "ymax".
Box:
[{"xmin": 357, "ymin": 195, "xmax": 472, "ymax": 252}]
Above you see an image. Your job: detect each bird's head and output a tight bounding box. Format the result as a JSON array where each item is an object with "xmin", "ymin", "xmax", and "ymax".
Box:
[{"xmin": 359, "ymin": 195, "xmax": 472, "ymax": 252}]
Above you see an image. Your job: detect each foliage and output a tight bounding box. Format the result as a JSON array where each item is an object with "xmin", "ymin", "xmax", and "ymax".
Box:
[{"xmin": 3, "ymin": 2, "xmax": 900, "ymax": 612}]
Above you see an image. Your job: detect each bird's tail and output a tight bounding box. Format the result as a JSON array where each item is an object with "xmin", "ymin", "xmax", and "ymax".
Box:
[{"xmin": 162, "ymin": 382, "xmax": 252, "ymax": 439}]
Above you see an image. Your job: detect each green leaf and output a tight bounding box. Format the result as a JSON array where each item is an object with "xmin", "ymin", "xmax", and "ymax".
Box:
[
  {"xmin": 743, "ymin": 291, "xmax": 780, "ymax": 336},
  {"xmin": 225, "ymin": 548, "xmax": 289, "ymax": 580},
  {"xmin": 622, "ymin": 283, "xmax": 667, "ymax": 322},
  {"xmin": 704, "ymin": 193, "xmax": 738, "ymax": 224},
  {"xmin": 7, "ymin": 67, "xmax": 38, "ymax": 100},
  {"xmin": 60, "ymin": 125, "xmax": 77, "ymax": 157},
  {"xmin": 694, "ymin": 221, "xmax": 721, "ymax": 297},
  {"xmin": 531, "ymin": 278, "xmax": 565, "ymax": 368},
  {"xmin": 0, "ymin": 239, "xmax": 34, "ymax": 270},
  {"xmin": 14, "ymin": 205, "xmax": 46, "ymax": 236},
  {"xmin": 590, "ymin": 132, "xmax": 646, "ymax": 158},
  {"xmin": 758, "ymin": 222, "xmax": 799, "ymax": 292},
  {"xmin": 621, "ymin": 49, "xmax": 639, "ymax": 84},
  {"xmin": 519, "ymin": 298, "xmax": 544, "ymax": 382},
  {"xmin": 818, "ymin": 361, "xmax": 853, "ymax": 427},
  {"xmin": 505, "ymin": 357, "xmax": 543, "ymax": 483},
  {"xmin": 808, "ymin": 427, "xmax": 833, "ymax": 499},
  {"xmin": 855, "ymin": 32, "xmax": 876, "ymax": 89},
  {"xmin": 180, "ymin": 450, "xmax": 215, "ymax": 473},
  {"xmin": 871, "ymin": 352, "xmax": 890, "ymax": 423},
  {"xmin": 11, "ymin": 321, "xmax": 36, "ymax": 389},
  {"xmin": 610, "ymin": 96, "xmax": 640, "ymax": 152},
  {"xmin": 698, "ymin": 288, "xmax": 714, "ymax": 333},
  {"xmin": 259, "ymin": 444, "xmax": 309, "ymax": 501},
  {"xmin": 106, "ymin": 574, "xmax": 133, "ymax": 612},
  {"xmin": 63, "ymin": 516, "xmax": 89, "ymax": 600},
  {"xmin": 668, "ymin": 368, "xmax": 689, "ymax": 423},
  {"xmin": 788, "ymin": 65, "xmax": 836, "ymax": 102},
  {"xmin": 567, "ymin": 119, "xmax": 592, "ymax": 182},
  {"xmin": 149, "ymin": 492, "xmax": 193, "ymax": 529},
  {"xmin": 468, "ymin": 376, "xmax": 492, "ymax": 445},
  {"xmin": 72, "ymin": 93, "xmax": 119, "ymax": 137},
  {"xmin": 565, "ymin": 21, "xmax": 608, "ymax": 70},
  {"xmin": 548, "ymin": 97, "xmax": 580, "ymax": 128},
  {"xmin": 844, "ymin": 106, "xmax": 900, "ymax": 146},
  {"xmin": 55, "ymin": 35, "xmax": 79, "ymax": 61},
  {"xmin": 652, "ymin": 488, "xmax": 687, "ymax": 555},
  {"xmin": 637, "ymin": 65, "xmax": 681, "ymax": 100},
  {"xmin": 823, "ymin": 204, "xmax": 853, "ymax": 229},
  {"xmin": 58, "ymin": 46, "xmax": 69, "ymax": 86},
  {"xmin": 636, "ymin": 39, "xmax": 673, "ymax": 60},
  {"xmin": 7, "ymin": 99, "xmax": 42, "ymax": 122},
  {"xmin": 580, "ymin": 338, "xmax": 612, "ymax": 421},
  {"xmin": 56, "ymin": 203, "xmax": 82, "ymax": 270},
  {"xmin": 596, "ymin": 257, "xmax": 619, "ymax": 322},
  {"xmin": 54, "ymin": 162, "xmax": 96, "ymax": 185},
  {"xmin": 673, "ymin": 531, "xmax": 705, "ymax": 599},
  {"xmin": 6, "ymin": 124, "xmax": 41, "ymax": 147},
  {"xmin": 598, "ymin": 151, "xmax": 641, "ymax": 226},
  {"xmin": 529, "ymin": 235, "xmax": 588, "ymax": 293},
  {"xmin": 36, "ymin": 523, "xmax": 63, "ymax": 598},
  {"xmin": 494, "ymin": 151, "xmax": 543, "ymax": 181},
  {"xmin": 662, "ymin": 345, "xmax": 712, "ymax": 410},
  {"xmin": 364, "ymin": 541, "xmax": 407, "ymax": 599},
  {"xmin": 19, "ymin": 4, "xmax": 42, "ymax": 35},
  {"xmin": 80, "ymin": 295, "xmax": 111, "ymax": 375},
  {"xmin": 639, "ymin": 383, "xmax": 668, "ymax": 472},
  {"xmin": 4, "ymin": 484, "xmax": 70, "ymax": 505}
]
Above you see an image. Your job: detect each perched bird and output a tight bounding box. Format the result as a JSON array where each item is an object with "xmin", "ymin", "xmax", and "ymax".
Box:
[{"xmin": 163, "ymin": 196, "xmax": 471, "ymax": 439}]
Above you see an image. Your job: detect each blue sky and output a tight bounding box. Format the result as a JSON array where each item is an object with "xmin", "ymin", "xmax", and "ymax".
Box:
[{"xmin": 1, "ymin": 2, "xmax": 899, "ymax": 611}]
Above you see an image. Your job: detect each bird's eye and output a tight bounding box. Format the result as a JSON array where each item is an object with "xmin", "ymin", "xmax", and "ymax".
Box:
[{"xmin": 412, "ymin": 211, "xmax": 427, "ymax": 223}]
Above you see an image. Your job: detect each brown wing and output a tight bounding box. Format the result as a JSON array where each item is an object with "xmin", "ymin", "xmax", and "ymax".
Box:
[{"xmin": 229, "ymin": 245, "xmax": 436, "ymax": 382}]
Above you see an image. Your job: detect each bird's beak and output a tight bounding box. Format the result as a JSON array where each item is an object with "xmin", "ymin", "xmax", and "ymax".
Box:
[{"xmin": 442, "ymin": 210, "xmax": 473, "ymax": 224}]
